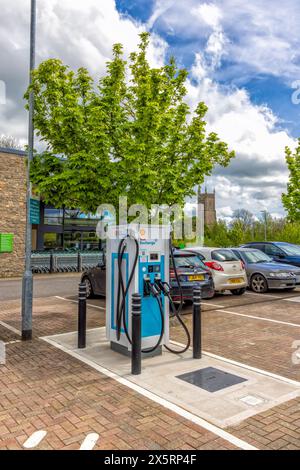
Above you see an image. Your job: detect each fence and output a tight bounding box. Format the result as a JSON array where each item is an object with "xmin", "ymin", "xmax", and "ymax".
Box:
[{"xmin": 31, "ymin": 251, "xmax": 104, "ymax": 274}]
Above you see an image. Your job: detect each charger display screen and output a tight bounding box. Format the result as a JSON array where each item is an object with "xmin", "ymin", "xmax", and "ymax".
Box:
[{"xmin": 148, "ymin": 265, "xmax": 160, "ymax": 274}]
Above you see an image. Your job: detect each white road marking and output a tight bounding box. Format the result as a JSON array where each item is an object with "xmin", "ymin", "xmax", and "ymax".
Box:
[
  {"xmin": 4, "ymin": 340, "xmax": 21, "ymax": 345},
  {"xmin": 80, "ymin": 433, "xmax": 100, "ymax": 450},
  {"xmin": 55, "ymin": 296, "xmax": 105, "ymax": 311},
  {"xmin": 23, "ymin": 430, "xmax": 47, "ymax": 449},
  {"xmin": 245, "ymin": 292, "xmax": 280, "ymax": 299},
  {"xmin": 42, "ymin": 335, "xmax": 257, "ymax": 451},
  {"xmin": 0, "ymin": 320, "xmax": 21, "ymax": 336},
  {"xmin": 216, "ymin": 309, "xmax": 300, "ymax": 329},
  {"xmin": 201, "ymin": 302, "xmax": 225, "ymax": 308},
  {"xmin": 169, "ymin": 340, "xmax": 300, "ymax": 387},
  {"xmin": 285, "ymin": 296, "xmax": 300, "ymax": 303}
]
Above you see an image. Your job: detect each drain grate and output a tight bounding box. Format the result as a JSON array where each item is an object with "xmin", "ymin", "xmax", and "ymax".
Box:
[{"xmin": 177, "ymin": 367, "xmax": 247, "ymax": 393}]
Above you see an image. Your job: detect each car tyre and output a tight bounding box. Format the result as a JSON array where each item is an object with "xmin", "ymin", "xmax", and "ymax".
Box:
[
  {"xmin": 250, "ymin": 274, "xmax": 268, "ymax": 293},
  {"xmin": 82, "ymin": 277, "xmax": 94, "ymax": 299},
  {"xmin": 231, "ymin": 288, "xmax": 246, "ymax": 296}
]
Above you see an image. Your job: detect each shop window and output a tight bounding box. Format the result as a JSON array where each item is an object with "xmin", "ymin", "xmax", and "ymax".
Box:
[
  {"xmin": 44, "ymin": 208, "xmax": 63, "ymax": 226},
  {"xmin": 44, "ymin": 233, "xmax": 63, "ymax": 250}
]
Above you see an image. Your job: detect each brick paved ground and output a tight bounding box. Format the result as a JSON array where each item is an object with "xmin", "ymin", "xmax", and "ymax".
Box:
[
  {"xmin": 0, "ymin": 325, "xmax": 236, "ymax": 450},
  {"xmin": 0, "ymin": 292, "xmax": 300, "ymax": 450},
  {"xmin": 228, "ymin": 399, "xmax": 300, "ymax": 450}
]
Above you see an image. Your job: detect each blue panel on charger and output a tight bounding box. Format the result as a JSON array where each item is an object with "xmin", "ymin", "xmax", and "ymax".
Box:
[{"xmin": 138, "ymin": 255, "xmax": 165, "ymax": 338}]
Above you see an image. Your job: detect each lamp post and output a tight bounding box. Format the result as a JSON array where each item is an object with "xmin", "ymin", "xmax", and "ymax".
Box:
[
  {"xmin": 21, "ymin": 0, "xmax": 36, "ymax": 341},
  {"xmin": 260, "ymin": 210, "xmax": 267, "ymax": 242}
]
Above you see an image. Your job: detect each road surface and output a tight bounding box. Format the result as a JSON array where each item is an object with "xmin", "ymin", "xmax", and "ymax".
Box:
[{"xmin": 0, "ymin": 274, "xmax": 82, "ymax": 301}]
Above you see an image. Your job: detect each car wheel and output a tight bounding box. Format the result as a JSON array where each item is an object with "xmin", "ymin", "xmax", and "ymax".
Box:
[
  {"xmin": 250, "ymin": 274, "xmax": 268, "ymax": 293},
  {"xmin": 231, "ymin": 288, "xmax": 246, "ymax": 296},
  {"xmin": 82, "ymin": 277, "xmax": 94, "ymax": 299}
]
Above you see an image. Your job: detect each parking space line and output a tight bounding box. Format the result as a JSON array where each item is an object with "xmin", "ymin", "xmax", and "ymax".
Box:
[
  {"xmin": 0, "ymin": 320, "xmax": 21, "ymax": 336},
  {"xmin": 245, "ymin": 292, "xmax": 280, "ymax": 299},
  {"xmin": 42, "ymin": 335, "xmax": 256, "ymax": 451},
  {"xmin": 80, "ymin": 433, "xmax": 100, "ymax": 450},
  {"xmin": 23, "ymin": 430, "xmax": 47, "ymax": 449},
  {"xmin": 285, "ymin": 296, "xmax": 300, "ymax": 303},
  {"xmin": 216, "ymin": 309, "xmax": 300, "ymax": 328},
  {"xmin": 201, "ymin": 302, "xmax": 225, "ymax": 308},
  {"xmin": 55, "ymin": 296, "xmax": 105, "ymax": 311}
]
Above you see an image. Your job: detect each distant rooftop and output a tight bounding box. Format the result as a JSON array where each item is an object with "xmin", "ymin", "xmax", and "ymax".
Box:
[{"xmin": 0, "ymin": 147, "xmax": 26, "ymax": 157}]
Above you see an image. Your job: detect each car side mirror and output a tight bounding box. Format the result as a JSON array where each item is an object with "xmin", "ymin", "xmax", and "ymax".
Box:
[{"xmin": 277, "ymin": 253, "xmax": 285, "ymax": 259}]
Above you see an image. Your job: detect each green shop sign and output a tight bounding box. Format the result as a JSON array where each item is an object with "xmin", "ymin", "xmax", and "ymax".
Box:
[
  {"xmin": 0, "ymin": 234, "xmax": 14, "ymax": 253},
  {"xmin": 30, "ymin": 198, "xmax": 40, "ymax": 225}
]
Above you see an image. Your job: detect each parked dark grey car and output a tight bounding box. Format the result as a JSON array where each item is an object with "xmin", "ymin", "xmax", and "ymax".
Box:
[
  {"xmin": 81, "ymin": 251, "xmax": 215, "ymax": 301},
  {"xmin": 231, "ymin": 248, "xmax": 300, "ymax": 293}
]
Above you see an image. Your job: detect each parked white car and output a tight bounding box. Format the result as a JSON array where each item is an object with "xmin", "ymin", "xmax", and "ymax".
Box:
[{"xmin": 187, "ymin": 247, "xmax": 248, "ymax": 295}]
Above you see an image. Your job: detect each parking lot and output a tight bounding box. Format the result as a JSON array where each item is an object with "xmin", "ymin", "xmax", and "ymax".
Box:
[
  {"xmin": 53, "ymin": 286, "xmax": 300, "ymax": 379},
  {"xmin": 0, "ymin": 278, "xmax": 300, "ymax": 450}
]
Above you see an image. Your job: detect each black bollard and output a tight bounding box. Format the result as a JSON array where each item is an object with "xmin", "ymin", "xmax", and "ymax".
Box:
[
  {"xmin": 78, "ymin": 283, "xmax": 87, "ymax": 349},
  {"xmin": 131, "ymin": 293, "xmax": 142, "ymax": 375},
  {"xmin": 193, "ymin": 287, "xmax": 202, "ymax": 359}
]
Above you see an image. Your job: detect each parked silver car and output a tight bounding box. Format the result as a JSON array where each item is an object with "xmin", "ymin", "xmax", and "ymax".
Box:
[{"xmin": 231, "ymin": 248, "xmax": 300, "ymax": 293}]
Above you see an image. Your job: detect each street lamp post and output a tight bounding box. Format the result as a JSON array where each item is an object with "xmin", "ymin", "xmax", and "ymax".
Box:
[{"xmin": 21, "ymin": 0, "xmax": 36, "ymax": 341}]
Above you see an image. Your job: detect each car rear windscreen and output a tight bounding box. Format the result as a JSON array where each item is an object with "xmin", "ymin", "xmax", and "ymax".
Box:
[
  {"xmin": 212, "ymin": 250, "xmax": 239, "ymax": 262},
  {"xmin": 173, "ymin": 255, "xmax": 206, "ymax": 269}
]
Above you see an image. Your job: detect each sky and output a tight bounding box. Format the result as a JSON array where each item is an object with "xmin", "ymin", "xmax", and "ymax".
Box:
[{"xmin": 1, "ymin": 0, "xmax": 300, "ymax": 220}]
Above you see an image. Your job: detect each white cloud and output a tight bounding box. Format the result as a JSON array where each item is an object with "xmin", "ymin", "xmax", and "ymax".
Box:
[
  {"xmin": 218, "ymin": 206, "xmax": 233, "ymax": 218},
  {"xmin": 0, "ymin": 0, "xmax": 167, "ymax": 144},
  {"xmin": 187, "ymin": 66, "xmax": 296, "ymax": 216},
  {"xmin": 151, "ymin": 0, "xmax": 300, "ymax": 84},
  {"xmin": 169, "ymin": 0, "xmax": 298, "ymax": 218},
  {"xmin": 193, "ymin": 3, "xmax": 222, "ymax": 28},
  {"xmin": 0, "ymin": 0, "xmax": 298, "ymax": 219}
]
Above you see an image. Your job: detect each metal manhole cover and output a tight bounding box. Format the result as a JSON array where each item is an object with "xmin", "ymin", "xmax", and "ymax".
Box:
[{"xmin": 177, "ymin": 367, "xmax": 247, "ymax": 393}]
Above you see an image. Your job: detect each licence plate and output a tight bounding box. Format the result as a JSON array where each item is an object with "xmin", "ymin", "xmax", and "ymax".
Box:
[
  {"xmin": 189, "ymin": 275, "xmax": 205, "ymax": 281},
  {"xmin": 229, "ymin": 278, "xmax": 244, "ymax": 284}
]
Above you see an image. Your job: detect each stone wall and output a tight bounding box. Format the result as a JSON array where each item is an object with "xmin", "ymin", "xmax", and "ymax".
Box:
[{"xmin": 0, "ymin": 148, "xmax": 27, "ymax": 278}]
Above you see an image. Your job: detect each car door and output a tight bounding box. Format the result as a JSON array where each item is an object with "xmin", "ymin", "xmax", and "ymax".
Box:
[
  {"xmin": 89, "ymin": 265, "xmax": 106, "ymax": 296},
  {"xmin": 95, "ymin": 264, "xmax": 106, "ymax": 296},
  {"xmin": 264, "ymin": 244, "xmax": 287, "ymax": 264}
]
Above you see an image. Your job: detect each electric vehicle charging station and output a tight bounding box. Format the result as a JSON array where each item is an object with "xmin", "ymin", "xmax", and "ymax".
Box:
[{"xmin": 106, "ymin": 225, "xmax": 171, "ymax": 357}]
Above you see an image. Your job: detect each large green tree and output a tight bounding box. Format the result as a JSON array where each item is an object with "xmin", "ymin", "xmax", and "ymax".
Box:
[
  {"xmin": 282, "ymin": 139, "xmax": 300, "ymax": 221},
  {"xmin": 27, "ymin": 33, "xmax": 234, "ymax": 213}
]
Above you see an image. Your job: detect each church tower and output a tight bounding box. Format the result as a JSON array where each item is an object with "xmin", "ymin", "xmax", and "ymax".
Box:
[{"xmin": 198, "ymin": 187, "xmax": 217, "ymax": 228}]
